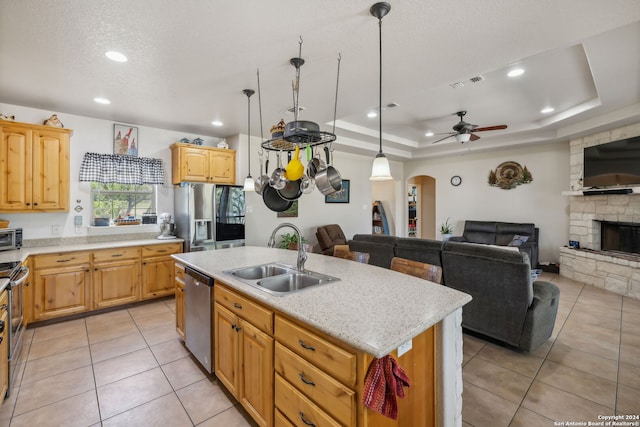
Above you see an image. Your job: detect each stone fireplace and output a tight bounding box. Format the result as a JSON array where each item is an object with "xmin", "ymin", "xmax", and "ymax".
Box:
[{"xmin": 559, "ymin": 122, "xmax": 640, "ymax": 299}]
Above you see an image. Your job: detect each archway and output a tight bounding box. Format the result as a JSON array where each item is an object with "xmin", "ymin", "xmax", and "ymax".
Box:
[{"xmin": 406, "ymin": 175, "xmax": 436, "ymax": 238}]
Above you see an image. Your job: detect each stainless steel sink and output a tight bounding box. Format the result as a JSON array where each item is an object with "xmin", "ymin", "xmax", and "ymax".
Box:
[{"xmin": 223, "ymin": 263, "xmax": 339, "ymax": 296}]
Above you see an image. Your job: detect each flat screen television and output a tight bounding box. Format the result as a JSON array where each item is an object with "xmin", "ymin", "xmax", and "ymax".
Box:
[{"xmin": 583, "ymin": 135, "xmax": 640, "ymax": 188}]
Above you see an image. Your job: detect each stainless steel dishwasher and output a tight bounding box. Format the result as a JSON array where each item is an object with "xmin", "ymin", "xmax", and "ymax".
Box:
[{"xmin": 184, "ymin": 267, "xmax": 214, "ymax": 373}]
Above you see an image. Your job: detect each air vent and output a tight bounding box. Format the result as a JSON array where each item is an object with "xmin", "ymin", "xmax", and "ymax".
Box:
[
  {"xmin": 284, "ymin": 106, "xmax": 306, "ymax": 114},
  {"xmin": 449, "ymin": 81, "xmax": 465, "ymax": 89},
  {"xmin": 385, "ymin": 102, "xmax": 399, "ymax": 109},
  {"xmin": 469, "ymin": 75, "xmax": 485, "ymax": 83}
]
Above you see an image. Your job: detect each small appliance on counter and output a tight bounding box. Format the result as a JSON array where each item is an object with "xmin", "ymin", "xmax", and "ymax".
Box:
[{"xmin": 157, "ymin": 213, "xmax": 176, "ymax": 240}]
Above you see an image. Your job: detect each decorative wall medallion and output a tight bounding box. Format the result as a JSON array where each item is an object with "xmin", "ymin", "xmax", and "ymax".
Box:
[{"xmin": 488, "ymin": 161, "xmax": 533, "ymax": 189}]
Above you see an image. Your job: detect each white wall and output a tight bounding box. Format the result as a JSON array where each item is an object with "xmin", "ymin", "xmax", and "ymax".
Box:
[{"xmin": 404, "ymin": 142, "xmax": 571, "ymax": 263}]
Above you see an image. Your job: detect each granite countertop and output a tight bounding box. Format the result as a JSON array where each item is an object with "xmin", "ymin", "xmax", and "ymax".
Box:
[
  {"xmin": 173, "ymin": 246, "xmax": 472, "ymax": 358},
  {"xmin": 0, "ymin": 238, "xmax": 184, "ymax": 264}
]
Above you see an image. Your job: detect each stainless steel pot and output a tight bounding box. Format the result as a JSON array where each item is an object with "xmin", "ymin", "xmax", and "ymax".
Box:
[
  {"xmin": 255, "ymin": 158, "xmax": 269, "ymax": 195},
  {"xmin": 315, "ymin": 146, "xmax": 342, "ymax": 195},
  {"xmin": 307, "ymin": 146, "xmax": 325, "ymax": 178},
  {"xmin": 269, "ymin": 152, "xmax": 287, "ymax": 190}
]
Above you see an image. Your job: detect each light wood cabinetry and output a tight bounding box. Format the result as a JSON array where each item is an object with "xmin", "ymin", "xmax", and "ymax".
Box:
[
  {"xmin": 170, "ymin": 142, "xmax": 235, "ymax": 184},
  {"xmin": 0, "ymin": 290, "xmax": 9, "ymax": 404},
  {"xmin": 0, "ymin": 121, "xmax": 71, "ymax": 212},
  {"xmin": 174, "ymin": 262, "xmax": 186, "ymax": 339},
  {"xmin": 141, "ymin": 242, "xmax": 181, "ymax": 299},
  {"xmin": 93, "ymin": 247, "xmax": 141, "ymax": 308},
  {"xmin": 214, "ymin": 283, "xmax": 274, "ymax": 427}
]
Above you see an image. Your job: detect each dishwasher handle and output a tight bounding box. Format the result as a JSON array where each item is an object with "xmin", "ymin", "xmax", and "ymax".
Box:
[{"xmin": 185, "ymin": 267, "xmax": 214, "ymax": 286}]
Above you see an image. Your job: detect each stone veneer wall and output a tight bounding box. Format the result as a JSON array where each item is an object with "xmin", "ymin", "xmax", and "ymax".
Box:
[{"xmin": 560, "ymin": 121, "xmax": 640, "ymax": 299}]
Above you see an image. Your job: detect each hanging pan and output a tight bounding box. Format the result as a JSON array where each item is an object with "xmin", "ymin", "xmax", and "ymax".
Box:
[
  {"xmin": 315, "ymin": 146, "xmax": 342, "ymax": 195},
  {"xmin": 307, "ymin": 145, "xmax": 325, "ymax": 178},
  {"xmin": 262, "ymin": 183, "xmax": 293, "ymax": 212},
  {"xmin": 254, "ymin": 157, "xmax": 269, "ymax": 195}
]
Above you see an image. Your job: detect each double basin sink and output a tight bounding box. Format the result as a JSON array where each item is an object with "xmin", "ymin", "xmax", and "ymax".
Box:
[{"xmin": 223, "ymin": 262, "xmax": 339, "ymax": 296}]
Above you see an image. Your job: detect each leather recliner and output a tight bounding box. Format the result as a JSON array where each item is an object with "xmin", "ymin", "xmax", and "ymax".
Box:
[{"xmin": 315, "ymin": 224, "xmax": 347, "ymax": 255}]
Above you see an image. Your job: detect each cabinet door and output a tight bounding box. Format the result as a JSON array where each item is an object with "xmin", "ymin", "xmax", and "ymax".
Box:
[
  {"xmin": 0, "ymin": 292, "xmax": 8, "ymax": 402},
  {"xmin": 33, "ymin": 265, "xmax": 91, "ymax": 321},
  {"xmin": 175, "ymin": 279, "xmax": 185, "ymax": 340},
  {"xmin": 214, "ymin": 303, "xmax": 240, "ymax": 396},
  {"xmin": 209, "ymin": 150, "xmax": 235, "ymax": 184},
  {"xmin": 93, "ymin": 259, "xmax": 140, "ymax": 309},
  {"xmin": 180, "ymin": 146, "xmax": 210, "ymax": 183},
  {"xmin": 0, "ymin": 125, "xmax": 32, "ymax": 210},
  {"xmin": 31, "ymin": 129, "xmax": 69, "ymax": 211},
  {"xmin": 141, "ymin": 256, "xmax": 174, "ymax": 299},
  {"xmin": 240, "ymin": 319, "xmax": 274, "ymax": 427}
]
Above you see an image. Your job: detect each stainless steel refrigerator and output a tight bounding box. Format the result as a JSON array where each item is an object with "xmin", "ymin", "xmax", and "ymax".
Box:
[{"xmin": 174, "ymin": 183, "xmax": 245, "ymax": 251}]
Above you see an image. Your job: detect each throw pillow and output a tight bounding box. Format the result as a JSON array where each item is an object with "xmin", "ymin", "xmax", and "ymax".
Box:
[{"xmin": 508, "ymin": 234, "xmax": 529, "ymax": 247}]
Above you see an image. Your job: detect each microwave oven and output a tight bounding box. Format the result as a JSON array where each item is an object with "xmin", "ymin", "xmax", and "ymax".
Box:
[{"xmin": 0, "ymin": 228, "xmax": 23, "ymax": 251}]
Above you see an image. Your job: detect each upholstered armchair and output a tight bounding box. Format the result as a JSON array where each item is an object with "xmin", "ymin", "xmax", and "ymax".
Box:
[{"xmin": 315, "ymin": 224, "xmax": 347, "ymax": 255}]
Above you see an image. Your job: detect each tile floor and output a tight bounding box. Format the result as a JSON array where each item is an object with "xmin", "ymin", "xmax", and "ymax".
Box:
[{"xmin": 0, "ymin": 273, "xmax": 638, "ymax": 426}]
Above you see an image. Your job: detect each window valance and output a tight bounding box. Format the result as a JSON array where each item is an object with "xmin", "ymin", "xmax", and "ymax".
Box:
[{"xmin": 79, "ymin": 153, "xmax": 165, "ymax": 185}]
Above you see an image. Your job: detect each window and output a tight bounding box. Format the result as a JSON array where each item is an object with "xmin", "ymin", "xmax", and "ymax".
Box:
[{"xmin": 91, "ymin": 183, "xmax": 156, "ymax": 224}]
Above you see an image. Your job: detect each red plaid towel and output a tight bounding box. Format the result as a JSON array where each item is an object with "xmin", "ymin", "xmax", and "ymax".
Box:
[{"xmin": 361, "ymin": 355, "xmax": 411, "ymax": 420}]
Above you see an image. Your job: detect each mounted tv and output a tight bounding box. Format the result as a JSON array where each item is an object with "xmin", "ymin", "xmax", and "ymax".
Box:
[{"xmin": 583, "ymin": 135, "xmax": 640, "ymax": 188}]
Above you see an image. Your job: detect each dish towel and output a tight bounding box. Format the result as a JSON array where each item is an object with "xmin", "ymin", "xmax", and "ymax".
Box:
[{"xmin": 362, "ymin": 355, "xmax": 411, "ymax": 420}]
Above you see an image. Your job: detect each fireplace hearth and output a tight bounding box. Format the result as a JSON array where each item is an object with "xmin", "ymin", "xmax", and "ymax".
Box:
[{"xmin": 600, "ymin": 221, "xmax": 640, "ymax": 255}]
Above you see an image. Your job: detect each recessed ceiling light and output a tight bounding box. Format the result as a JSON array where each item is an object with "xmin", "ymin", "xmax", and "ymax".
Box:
[
  {"xmin": 94, "ymin": 97, "xmax": 111, "ymax": 105},
  {"xmin": 507, "ymin": 68, "xmax": 525, "ymax": 78},
  {"xmin": 367, "ymin": 111, "xmax": 377, "ymax": 118},
  {"xmin": 541, "ymin": 106, "xmax": 555, "ymax": 114},
  {"xmin": 425, "ymin": 131, "xmax": 434, "ymax": 137},
  {"xmin": 211, "ymin": 120, "xmax": 223, "ymax": 127},
  {"xmin": 105, "ymin": 51, "xmax": 128, "ymax": 62}
]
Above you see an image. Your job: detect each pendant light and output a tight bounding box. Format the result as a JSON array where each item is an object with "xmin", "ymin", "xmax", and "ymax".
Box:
[
  {"xmin": 369, "ymin": 2, "xmax": 393, "ymax": 181},
  {"xmin": 242, "ymin": 89, "xmax": 255, "ymax": 191}
]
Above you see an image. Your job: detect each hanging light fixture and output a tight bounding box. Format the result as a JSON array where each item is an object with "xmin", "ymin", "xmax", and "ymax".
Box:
[
  {"xmin": 455, "ymin": 132, "xmax": 471, "ymax": 143},
  {"xmin": 369, "ymin": 2, "xmax": 393, "ymax": 181},
  {"xmin": 242, "ymin": 89, "xmax": 255, "ymax": 191}
]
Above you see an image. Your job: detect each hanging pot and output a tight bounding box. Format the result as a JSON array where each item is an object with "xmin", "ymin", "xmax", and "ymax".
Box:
[
  {"xmin": 315, "ymin": 146, "xmax": 342, "ymax": 195},
  {"xmin": 262, "ymin": 183, "xmax": 293, "ymax": 212},
  {"xmin": 254, "ymin": 158, "xmax": 269, "ymax": 195},
  {"xmin": 269, "ymin": 152, "xmax": 287, "ymax": 190},
  {"xmin": 277, "ymin": 177, "xmax": 303, "ymax": 201},
  {"xmin": 307, "ymin": 146, "xmax": 325, "ymax": 178},
  {"xmin": 300, "ymin": 174, "xmax": 315, "ymax": 194}
]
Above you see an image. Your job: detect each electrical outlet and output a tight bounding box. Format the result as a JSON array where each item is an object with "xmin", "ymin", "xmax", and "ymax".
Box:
[{"xmin": 51, "ymin": 225, "xmax": 60, "ymax": 235}]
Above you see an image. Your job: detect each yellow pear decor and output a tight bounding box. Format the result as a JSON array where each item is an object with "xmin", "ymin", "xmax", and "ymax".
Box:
[{"xmin": 285, "ymin": 145, "xmax": 304, "ymax": 181}]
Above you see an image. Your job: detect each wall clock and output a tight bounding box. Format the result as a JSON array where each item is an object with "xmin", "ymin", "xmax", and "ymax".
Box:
[{"xmin": 450, "ymin": 175, "xmax": 462, "ymax": 186}]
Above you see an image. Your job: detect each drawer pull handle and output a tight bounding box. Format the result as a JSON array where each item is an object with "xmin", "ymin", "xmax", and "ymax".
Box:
[
  {"xmin": 112, "ymin": 253, "xmax": 123, "ymax": 257},
  {"xmin": 299, "ymin": 412, "xmax": 316, "ymax": 427},
  {"xmin": 56, "ymin": 259, "xmax": 71, "ymax": 263},
  {"xmin": 233, "ymin": 302, "xmax": 243, "ymax": 309},
  {"xmin": 298, "ymin": 340, "xmax": 315, "ymax": 351},
  {"xmin": 298, "ymin": 373, "xmax": 315, "ymax": 386},
  {"xmin": 157, "ymin": 249, "xmax": 167, "ymax": 253}
]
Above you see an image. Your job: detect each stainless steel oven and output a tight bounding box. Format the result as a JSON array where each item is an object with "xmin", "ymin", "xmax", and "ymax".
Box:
[
  {"xmin": 0, "ymin": 261, "xmax": 28, "ymax": 397},
  {"xmin": 0, "ymin": 228, "xmax": 23, "ymax": 252}
]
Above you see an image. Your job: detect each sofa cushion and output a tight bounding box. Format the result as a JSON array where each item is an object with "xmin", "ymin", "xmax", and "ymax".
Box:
[
  {"xmin": 495, "ymin": 222, "xmax": 536, "ymax": 245},
  {"xmin": 463, "ymin": 221, "xmax": 498, "ymax": 244},
  {"xmin": 394, "ymin": 237, "xmax": 443, "ymax": 266}
]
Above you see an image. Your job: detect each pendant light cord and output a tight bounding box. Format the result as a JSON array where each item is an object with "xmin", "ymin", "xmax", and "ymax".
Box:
[{"xmin": 378, "ymin": 16, "xmax": 383, "ymax": 155}]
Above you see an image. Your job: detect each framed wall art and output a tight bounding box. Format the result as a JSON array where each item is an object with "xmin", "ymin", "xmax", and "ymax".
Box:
[
  {"xmin": 114, "ymin": 124, "xmax": 139, "ymax": 156},
  {"xmin": 325, "ymin": 179, "xmax": 350, "ymax": 203}
]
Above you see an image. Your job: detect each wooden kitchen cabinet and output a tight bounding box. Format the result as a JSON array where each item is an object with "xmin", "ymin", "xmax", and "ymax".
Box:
[
  {"xmin": 174, "ymin": 262, "xmax": 186, "ymax": 339},
  {"xmin": 214, "ymin": 284, "xmax": 274, "ymax": 427},
  {"xmin": 0, "ymin": 121, "xmax": 71, "ymax": 212},
  {"xmin": 141, "ymin": 242, "xmax": 181, "ymax": 299},
  {"xmin": 0, "ymin": 290, "xmax": 8, "ymax": 403},
  {"xmin": 170, "ymin": 142, "xmax": 235, "ymax": 184},
  {"xmin": 93, "ymin": 247, "xmax": 141, "ymax": 309}
]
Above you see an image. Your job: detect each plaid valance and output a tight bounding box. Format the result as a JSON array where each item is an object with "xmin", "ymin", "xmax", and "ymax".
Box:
[{"xmin": 79, "ymin": 153, "xmax": 165, "ymax": 184}]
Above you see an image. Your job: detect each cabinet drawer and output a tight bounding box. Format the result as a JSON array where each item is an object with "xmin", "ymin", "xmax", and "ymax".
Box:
[
  {"xmin": 275, "ymin": 374, "xmax": 341, "ymax": 427},
  {"xmin": 175, "ymin": 263, "xmax": 185, "ymax": 281},
  {"xmin": 93, "ymin": 247, "xmax": 140, "ymax": 262},
  {"xmin": 275, "ymin": 343, "xmax": 355, "ymax": 426},
  {"xmin": 276, "ymin": 316, "xmax": 356, "ymax": 387},
  {"xmin": 141, "ymin": 243, "xmax": 182, "ymax": 258},
  {"xmin": 34, "ymin": 252, "xmax": 91, "ymax": 269},
  {"xmin": 215, "ymin": 285, "xmax": 273, "ymax": 334},
  {"xmin": 275, "ymin": 410, "xmax": 295, "ymax": 427}
]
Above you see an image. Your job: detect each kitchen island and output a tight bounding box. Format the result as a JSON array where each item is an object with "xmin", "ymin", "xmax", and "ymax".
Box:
[{"xmin": 173, "ymin": 246, "xmax": 471, "ymax": 427}]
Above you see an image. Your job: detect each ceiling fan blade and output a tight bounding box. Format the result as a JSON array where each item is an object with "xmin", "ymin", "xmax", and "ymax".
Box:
[
  {"xmin": 473, "ymin": 125, "xmax": 507, "ymax": 132},
  {"xmin": 470, "ymin": 133, "xmax": 480, "ymax": 141},
  {"xmin": 432, "ymin": 135, "xmax": 454, "ymax": 144}
]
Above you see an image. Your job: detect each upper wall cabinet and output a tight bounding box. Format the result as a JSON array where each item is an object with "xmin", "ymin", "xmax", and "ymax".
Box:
[
  {"xmin": 0, "ymin": 121, "xmax": 71, "ymax": 212},
  {"xmin": 170, "ymin": 143, "xmax": 235, "ymax": 185}
]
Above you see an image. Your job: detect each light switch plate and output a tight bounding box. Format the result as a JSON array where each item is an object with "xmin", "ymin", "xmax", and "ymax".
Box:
[{"xmin": 74, "ymin": 215, "xmax": 83, "ymax": 226}]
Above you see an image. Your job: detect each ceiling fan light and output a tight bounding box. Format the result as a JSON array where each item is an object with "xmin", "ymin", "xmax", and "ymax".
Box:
[
  {"xmin": 370, "ymin": 153, "xmax": 392, "ymax": 181},
  {"xmin": 243, "ymin": 175, "xmax": 255, "ymax": 192},
  {"xmin": 455, "ymin": 133, "xmax": 471, "ymax": 143}
]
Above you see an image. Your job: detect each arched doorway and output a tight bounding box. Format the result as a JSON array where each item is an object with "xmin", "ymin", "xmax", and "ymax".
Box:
[{"xmin": 407, "ymin": 175, "xmax": 436, "ymax": 238}]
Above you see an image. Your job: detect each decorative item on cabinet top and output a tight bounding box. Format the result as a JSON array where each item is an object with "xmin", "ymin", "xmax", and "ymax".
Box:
[{"xmin": 43, "ymin": 114, "xmax": 64, "ymax": 128}]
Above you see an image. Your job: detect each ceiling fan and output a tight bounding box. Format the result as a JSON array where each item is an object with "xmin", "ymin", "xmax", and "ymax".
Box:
[{"xmin": 432, "ymin": 111, "xmax": 507, "ymax": 144}]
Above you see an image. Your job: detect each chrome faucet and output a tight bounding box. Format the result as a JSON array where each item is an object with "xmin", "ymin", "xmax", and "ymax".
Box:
[{"xmin": 267, "ymin": 223, "xmax": 307, "ymax": 271}]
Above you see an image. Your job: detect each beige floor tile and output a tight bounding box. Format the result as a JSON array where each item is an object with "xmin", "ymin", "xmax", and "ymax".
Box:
[
  {"xmin": 177, "ymin": 378, "xmax": 236, "ymax": 425},
  {"xmin": 552, "ymin": 277, "xmax": 584, "ymax": 303},
  {"xmin": 87, "ymin": 319, "xmax": 139, "ymax": 344},
  {"xmin": 616, "ymin": 383, "xmax": 640, "ymax": 415},
  {"xmin": 622, "ymin": 311, "xmax": 640, "ymax": 335},
  {"xmin": 13, "ymin": 366, "xmax": 95, "ymax": 416},
  {"xmin": 128, "ymin": 300, "xmax": 173, "ymax": 320},
  {"xmin": 536, "ymin": 360, "xmax": 616, "ymax": 409},
  {"xmin": 102, "ymin": 393, "xmax": 192, "ymax": 427},
  {"xmin": 9, "ymin": 389, "xmax": 99, "ymax": 427},
  {"xmin": 620, "ymin": 332, "xmax": 640, "ymax": 367},
  {"xmin": 31, "ymin": 318, "xmax": 87, "ymax": 343},
  {"xmin": 162, "ymin": 356, "xmax": 208, "ymax": 390},
  {"xmin": 132, "ymin": 311, "xmax": 175, "ymax": 332},
  {"xmin": 551, "ymin": 302, "xmax": 572, "ymax": 340},
  {"xmin": 22, "ymin": 347, "xmax": 91, "ymax": 385},
  {"xmin": 462, "ymin": 358, "xmax": 532, "ymax": 404},
  {"xmin": 461, "ymin": 381, "xmax": 518, "ymax": 427},
  {"xmin": 150, "ymin": 338, "xmax": 190, "ymax": 365},
  {"xmin": 566, "ymin": 301, "xmax": 622, "ymax": 331},
  {"xmin": 85, "ymin": 309, "xmax": 133, "ymax": 329},
  {"xmin": 522, "ymin": 381, "xmax": 611, "ymax": 422},
  {"xmin": 89, "ymin": 331, "xmax": 148, "ymax": 363},
  {"xmin": 476, "ymin": 343, "xmax": 545, "ymax": 378},
  {"xmin": 547, "ymin": 342, "xmax": 618, "ymax": 382},
  {"xmin": 509, "ymin": 407, "xmax": 554, "ymax": 427},
  {"xmin": 165, "ymin": 299, "xmax": 176, "ymax": 313},
  {"xmin": 463, "ymin": 333, "xmax": 487, "ymax": 357},
  {"xmin": 618, "ymin": 362, "xmax": 640, "ymax": 389},
  {"xmin": 462, "ymin": 422, "xmax": 473, "ymax": 427},
  {"xmin": 0, "ymin": 383, "xmax": 20, "ymax": 424},
  {"xmin": 197, "ymin": 405, "xmax": 258, "ymax": 427},
  {"xmin": 93, "ymin": 348, "xmax": 158, "ymax": 387},
  {"xmin": 555, "ymin": 321, "xmax": 620, "ymax": 361},
  {"xmin": 140, "ymin": 323, "xmax": 182, "ymax": 346},
  {"xmin": 96, "ymin": 367, "xmax": 173, "ymax": 420},
  {"xmin": 26, "ymin": 331, "xmax": 89, "ymax": 361},
  {"xmin": 622, "ymin": 296, "xmax": 640, "ymax": 314},
  {"xmin": 577, "ymin": 284, "xmax": 623, "ymax": 311},
  {"xmin": 11, "ymin": 361, "xmax": 26, "ymax": 389}
]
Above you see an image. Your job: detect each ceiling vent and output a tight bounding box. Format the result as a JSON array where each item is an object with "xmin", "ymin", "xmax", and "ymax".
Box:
[
  {"xmin": 469, "ymin": 75, "xmax": 485, "ymax": 83},
  {"xmin": 449, "ymin": 81, "xmax": 465, "ymax": 89},
  {"xmin": 386, "ymin": 102, "xmax": 399, "ymax": 109}
]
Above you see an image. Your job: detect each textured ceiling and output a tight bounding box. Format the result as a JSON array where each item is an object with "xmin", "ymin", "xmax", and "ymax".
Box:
[{"xmin": 1, "ymin": 0, "xmax": 639, "ymax": 159}]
